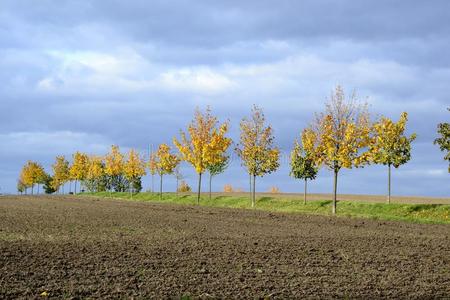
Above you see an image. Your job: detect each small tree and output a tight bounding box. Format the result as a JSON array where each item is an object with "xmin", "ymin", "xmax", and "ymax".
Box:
[
  {"xmin": 43, "ymin": 174, "xmax": 56, "ymax": 194},
  {"xmin": 52, "ymin": 156, "xmax": 70, "ymax": 194},
  {"xmin": 173, "ymin": 107, "xmax": 232, "ymax": 204},
  {"xmin": 17, "ymin": 179, "xmax": 26, "ymax": 194},
  {"xmin": 85, "ymin": 155, "xmax": 107, "ymax": 193},
  {"xmin": 290, "ymin": 129, "xmax": 319, "ymax": 204},
  {"xmin": 123, "ymin": 149, "xmax": 146, "ymax": 198},
  {"xmin": 105, "ymin": 145, "xmax": 125, "ymax": 194},
  {"xmin": 206, "ymin": 156, "xmax": 229, "ymax": 200},
  {"xmin": 313, "ymin": 86, "xmax": 372, "ymax": 214},
  {"xmin": 150, "ymin": 144, "xmax": 180, "ymax": 200},
  {"xmin": 70, "ymin": 152, "xmax": 89, "ymax": 194},
  {"xmin": 174, "ymin": 165, "xmax": 184, "ymax": 198},
  {"xmin": 434, "ymin": 108, "xmax": 450, "ymax": 172},
  {"xmin": 236, "ymin": 105, "xmax": 280, "ymax": 208},
  {"xmin": 371, "ymin": 112, "xmax": 416, "ymax": 203}
]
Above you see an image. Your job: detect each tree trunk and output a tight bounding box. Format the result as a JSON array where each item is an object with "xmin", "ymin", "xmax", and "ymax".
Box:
[
  {"xmin": 249, "ymin": 174, "xmax": 252, "ymax": 195},
  {"xmin": 197, "ymin": 173, "xmax": 202, "ymax": 205},
  {"xmin": 37, "ymin": 184, "xmax": 40, "ymax": 195},
  {"xmin": 252, "ymin": 174, "xmax": 256, "ymax": 208},
  {"xmin": 209, "ymin": 173, "xmax": 212, "ymax": 200},
  {"xmin": 176, "ymin": 177, "xmax": 179, "ymax": 199},
  {"xmin": 332, "ymin": 168, "xmax": 339, "ymax": 214},
  {"xmin": 304, "ymin": 179, "xmax": 307, "ymax": 205},
  {"xmin": 74, "ymin": 180, "xmax": 77, "ymax": 194},
  {"xmin": 387, "ymin": 163, "xmax": 391, "ymax": 204},
  {"xmin": 31, "ymin": 184, "xmax": 34, "ymax": 195},
  {"xmin": 130, "ymin": 181, "xmax": 133, "ymax": 199},
  {"xmin": 69, "ymin": 180, "xmax": 72, "ymax": 194},
  {"xmin": 160, "ymin": 174, "xmax": 163, "ymax": 201},
  {"xmin": 152, "ymin": 173, "xmax": 154, "ymax": 194}
]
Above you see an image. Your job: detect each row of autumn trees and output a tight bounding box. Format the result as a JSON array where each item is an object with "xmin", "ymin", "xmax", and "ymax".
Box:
[{"xmin": 18, "ymin": 86, "xmax": 449, "ymax": 214}]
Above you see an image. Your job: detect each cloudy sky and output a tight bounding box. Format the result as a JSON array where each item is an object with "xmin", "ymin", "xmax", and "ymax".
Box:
[{"xmin": 1, "ymin": 0, "xmax": 449, "ymax": 196}]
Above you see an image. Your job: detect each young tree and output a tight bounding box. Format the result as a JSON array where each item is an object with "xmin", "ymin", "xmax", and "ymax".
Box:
[
  {"xmin": 371, "ymin": 112, "xmax": 416, "ymax": 203},
  {"xmin": 42, "ymin": 174, "xmax": 56, "ymax": 194},
  {"xmin": 206, "ymin": 156, "xmax": 229, "ymax": 200},
  {"xmin": 17, "ymin": 178, "xmax": 26, "ymax": 195},
  {"xmin": 174, "ymin": 165, "xmax": 184, "ymax": 198},
  {"xmin": 85, "ymin": 155, "xmax": 107, "ymax": 193},
  {"xmin": 434, "ymin": 108, "xmax": 450, "ymax": 172},
  {"xmin": 105, "ymin": 145, "xmax": 125, "ymax": 194},
  {"xmin": 148, "ymin": 149, "xmax": 158, "ymax": 194},
  {"xmin": 70, "ymin": 151, "xmax": 89, "ymax": 194},
  {"xmin": 236, "ymin": 105, "xmax": 280, "ymax": 208},
  {"xmin": 290, "ymin": 128, "xmax": 319, "ymax": 204},
  {"xmin": 173, "ymin": 107, "xmax": 232, "ymax": 204},
  {"xmin": 150, "ymin": 144, "xmax": 180, "ymax": 200},
  {"xmin": 52, "ymin": 156, "xmax": 70, "ymax": 194},
  {"xmin": 123, "ymin": 149, "xmax": 146, "ymax": 198},
  {"xmin": 20, "ymin": 161, "xmax": 46, "ymax": 195},
  {"xmin": 313, "ymin": 86, "xmax": 372, "ymax": 214}
]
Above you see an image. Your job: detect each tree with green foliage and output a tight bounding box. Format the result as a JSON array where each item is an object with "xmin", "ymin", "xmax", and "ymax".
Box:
[
  {"xmin": 371, "ymin": 112, "xmax": 416, "ymax": 203},
  {"xmin": 290, "ymin": 129, "xmax": 319, "ymax": 204},
  {"xmin": 206, "ymin": 156, "xmax": 229, "ymax": 200},
  {"xmin": 434, "ymin": 108, "xmax": 450, "ymax": 172},
  {"xmin": 42, "ymin": 174, "xmax": 56, "ymax": 194}
]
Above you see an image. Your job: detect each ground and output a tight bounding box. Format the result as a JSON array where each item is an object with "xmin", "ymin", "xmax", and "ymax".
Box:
[{"xmin": 1, "ymin": 195, "xmax": 449, "ymax": 299}]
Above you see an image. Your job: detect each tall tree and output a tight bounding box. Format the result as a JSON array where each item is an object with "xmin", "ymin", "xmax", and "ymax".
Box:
[
  {"xmin": 70, "ymin": 151, "xmax": 89, "ymax": 193},
  {"xmin": 313, "ymin": 86, "xmax": 372, "ymax": 214},
  {"xmin": 236, "ymin": 105, "xmax": 280, "ymax": 208},
  {"xmin": 173, "ymin": 107, "xmax": 232, "ymax": 204},
  {"xmin": 290, "ymin": 128, "xmax": 319, "ymax": 204},
  {"xmin": 434, "ymin": 108, "xmax": 450, "ymax": 172},
  {"xmin": 206, "ymin": 156, "xmax": 229, "ymax": 200},
  {"xmin": 150, "ymin": 144, "xmax": 180, "ymax": 200},
  {"xmin": 105, "ymin": 145, "xmax": 125, "ymax": 194},
  {"xmin": 371, "ymin": 112, "xmax": 416, "ymax": 203},
  {"xmin": 123, "ymin": 149, "xmax": 146, "ymax": 198},
  {"xmin": 52, "ymin": 156, "xmax": 70, "ymax": 194}
]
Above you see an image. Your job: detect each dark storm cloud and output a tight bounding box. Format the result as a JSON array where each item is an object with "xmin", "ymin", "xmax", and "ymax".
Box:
[{"xmin": 0, "ymin": 0, "xmax": 449, "ymax": 196}]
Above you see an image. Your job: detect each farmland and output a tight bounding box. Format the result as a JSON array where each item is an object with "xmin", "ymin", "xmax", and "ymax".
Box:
[{"xmin": 1, "ymin": 195, "xmax": 449, "ymax": 298}]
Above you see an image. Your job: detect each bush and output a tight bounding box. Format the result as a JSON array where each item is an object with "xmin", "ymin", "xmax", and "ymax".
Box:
[
  {"xmin": 223, "ymin": 184, "xmax": 234, "ymax": 193},
  {"xmin": 269, "ymin": 186, "xmax": 280, "ymax": 194},
  {"xmin": 177, "ymin": 180, "xmax": 191, "ymax": 192}
]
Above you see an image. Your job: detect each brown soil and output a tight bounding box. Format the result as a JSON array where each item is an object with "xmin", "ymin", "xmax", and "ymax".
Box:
[{"xmin": 0, "ymin": 195, "xmax": 449, "ymax": 299}]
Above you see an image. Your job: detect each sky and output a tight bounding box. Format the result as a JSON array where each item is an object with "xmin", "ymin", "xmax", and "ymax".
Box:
[{"xmin": 0, "ymin": 0, "xmax": 449, "ymax": 196}]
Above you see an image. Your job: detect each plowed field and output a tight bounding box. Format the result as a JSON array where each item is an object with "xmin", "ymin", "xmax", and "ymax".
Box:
[{"xmin": 1, "ymin": 195, "xmax": 449, "ymax": 299}]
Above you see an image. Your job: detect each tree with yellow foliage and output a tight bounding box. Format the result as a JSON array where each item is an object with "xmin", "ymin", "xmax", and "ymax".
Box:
[
  {"xmin": 52, "ymin": 156, "xmax": 70, "ymax": 194},
  {"xmin": 150, "ymin": 144, "xmax": 180, "ymax": 200},
  {"xmin": 105, "ymin": 145, "xmax": 126, "ymax": 193},
  {"xmin": 19, "ymin": 161, "xmax": 46, "ymax": 195},
  {"xmin": 173, "ymin": 107, "xmax": 232, "ymax": 204},
  {"xmin": 290, "ymin": 128, "xmax": 319, "ymax": 204},
  {"xmin": 313, "ymin": 86, "xmax": 372, "ymax": 214},
  {"xmin": 70, "ymin": 151, "xmax": 89, "ymax": 194},
  {"xmin": 236, "ymin": 105, "xmax": 280, "ymax": 208},
  {"xmin": 370, "ymin": 112, "xmax": 416, "ymax": 203},
  {"xmin": 85, "ymin": 155, "xmax": 107, "ymax": 193},
  {"xmin": 124, "ymin": 149, "xmax": 146, "ymax": 198}
]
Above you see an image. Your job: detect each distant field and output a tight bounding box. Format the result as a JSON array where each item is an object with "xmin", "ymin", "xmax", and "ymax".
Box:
[
  {"xmin": 1, "ymin": 195, "xmax": 449, "ymax": 298},
  {"xmin": 86, "ymin": 192, "xmax": 450, "ymax": 224}
]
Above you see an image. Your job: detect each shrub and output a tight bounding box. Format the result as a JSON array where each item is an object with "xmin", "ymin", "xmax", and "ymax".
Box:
[
  {"xmin": 269, "ymin": 186, "xmax": 280, "ymax": 194},
  {"xmin": 177, "ymin": 180, "xmax": 192, "ymax": 192},
  {"xmin": 223, "ymin": 184, "xmax": 234, "ymax": 193}
]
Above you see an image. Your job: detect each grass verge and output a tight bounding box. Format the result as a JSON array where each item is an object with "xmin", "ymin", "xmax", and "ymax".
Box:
[{"xmin": 83, "ymin": 192, "xmax": 450, "ymax": 224}]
